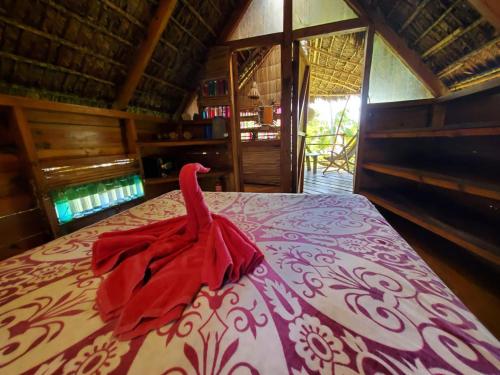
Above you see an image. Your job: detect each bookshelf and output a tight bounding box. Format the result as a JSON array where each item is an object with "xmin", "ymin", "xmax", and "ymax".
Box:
[{"xmin": 356, "ymin": 84, "xmax": 500, "ymax": 266}]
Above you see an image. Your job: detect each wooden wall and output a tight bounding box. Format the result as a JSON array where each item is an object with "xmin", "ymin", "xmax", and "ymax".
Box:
[
  {"xmin": 242, "ymin": 140, "xmax": 281, "ymax": 186},
  {"xmin": 26, "ymin": 109, "xmax": 141, "ymax": 192},
  {"xmin": 0, "ymin": 107, "xmax": 48, "ymax": 259}
]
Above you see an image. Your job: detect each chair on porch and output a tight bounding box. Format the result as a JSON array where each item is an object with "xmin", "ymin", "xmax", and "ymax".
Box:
[{"xmin": 322, "ymin": 135, "xmax": 358, "ymax": 175}]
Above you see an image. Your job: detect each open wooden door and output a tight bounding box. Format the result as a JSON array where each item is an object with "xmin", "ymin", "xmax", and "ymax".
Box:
[{"xmin": 292, "ymin": 41, "xmax": 311, "ymax": 193}]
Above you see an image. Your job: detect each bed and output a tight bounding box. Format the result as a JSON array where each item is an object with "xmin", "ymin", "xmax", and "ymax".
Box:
[{"xmin": 1, "ymin": 191, "xmax": 499, "ymax": 374}]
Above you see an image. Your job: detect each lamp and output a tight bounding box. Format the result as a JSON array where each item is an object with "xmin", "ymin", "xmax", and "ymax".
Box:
[{"xmin": 248, "ymin": 81, "xmax": 260, "ymax": 100}]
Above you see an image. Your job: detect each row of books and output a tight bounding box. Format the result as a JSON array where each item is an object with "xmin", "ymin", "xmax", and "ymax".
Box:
[
  {"xmin": 202, "ymin": 79, "xmax": 228, "ymax": 97},
  {"xmin": 51, "ymin": 175, "xmax": 144, "ymax": 224},
  {"xmin": 201, "ymin": 106, "xmax": 231, "ymax": 119}
]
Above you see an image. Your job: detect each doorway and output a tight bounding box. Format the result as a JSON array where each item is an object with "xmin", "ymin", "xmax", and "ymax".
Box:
[
  {"xmin": 232, "ymin": 44, "xmax": 283, "ymax": 193},
  {"xmin": 295, "ymin": 31, "xmax": 365, "ymax": 194}
]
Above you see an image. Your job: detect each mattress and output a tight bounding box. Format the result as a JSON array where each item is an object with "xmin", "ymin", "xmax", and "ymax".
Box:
[{"xmin": 1, "ymin": 191, "xmax": 498, "ymax": 374}]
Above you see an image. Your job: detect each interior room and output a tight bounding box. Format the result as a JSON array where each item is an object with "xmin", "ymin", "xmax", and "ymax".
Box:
[{"xmin": 0, "ymin": 0, "xmax": 499, "ymax": 373}]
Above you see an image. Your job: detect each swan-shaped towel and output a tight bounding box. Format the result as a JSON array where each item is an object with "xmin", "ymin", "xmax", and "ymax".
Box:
[{"xmin": 91, "ymin": 163, "xmax": 264, "ymax": 339}]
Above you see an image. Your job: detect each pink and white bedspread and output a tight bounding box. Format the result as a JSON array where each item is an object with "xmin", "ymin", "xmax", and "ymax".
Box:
[{"xmin": 1, "ymin": 192, "xmax": 499, "ymax": 374}]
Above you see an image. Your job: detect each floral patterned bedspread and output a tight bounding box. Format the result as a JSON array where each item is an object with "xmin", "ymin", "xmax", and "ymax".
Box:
[{"xmin": 1, "ymin": 191, "xmax": 499, "ymax": 375}]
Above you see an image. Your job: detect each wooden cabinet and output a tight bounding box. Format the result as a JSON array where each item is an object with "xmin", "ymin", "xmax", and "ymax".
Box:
[
  {"xmin": 0, "ymin": 93, "xmax": 238, "ymax": 248},
  {"xmin": 355, "ymin": 85, "xmax": 500, "ymax": 266}
]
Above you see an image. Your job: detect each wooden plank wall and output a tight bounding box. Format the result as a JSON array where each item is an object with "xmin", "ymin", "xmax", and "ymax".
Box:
[
  {"xmin": 242, "ymin": 140, "xmax": 280, "ymax": 185},
  {"xmin": 26, "ymin": 109, "xmax": 140, "ymax": 191},
  {"xmin": 0, "ymin": 108, "xmax": 48, "ymax": 259}
]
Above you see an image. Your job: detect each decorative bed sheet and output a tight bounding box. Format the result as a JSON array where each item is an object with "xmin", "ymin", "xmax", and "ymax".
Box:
[{"xmin": 0, "ymin": 191, "xmax": 499, "ymax": 374}]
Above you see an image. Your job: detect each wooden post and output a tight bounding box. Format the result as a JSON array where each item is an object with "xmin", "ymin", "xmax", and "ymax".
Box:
[
  {"xmin": 298, "ymin": 68, "xmax": 311, "ymax": 193},
  {"xmin": 291, "ymin": 41, "xmax": 300, "ymax": 193},
  {"xmin": 280, "ymin": 0, "xmax": 293, "ymax": 193},
  {"xmin": 229, "ymin": 52, "xmax": 243, "ymax": 191},
  {"xmin": 113, "ymin": 0, "xmax": 178, "ymax": 109},
  {"xmin": 353, "ymin": 26, "xmax": 374, "ymax": 194},
  {"xmin": 123, "ymin": 118, "xmax": 146, "ymax": 181}
]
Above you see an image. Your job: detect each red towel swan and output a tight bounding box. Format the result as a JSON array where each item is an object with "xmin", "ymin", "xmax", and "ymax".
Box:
[{"xmin": 92, "ymin": 163, "xmax": 264, "ymax": 339}]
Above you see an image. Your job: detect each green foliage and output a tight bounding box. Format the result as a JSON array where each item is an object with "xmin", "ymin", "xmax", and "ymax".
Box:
[{"xmin": 306, "ymin": 99, "xmax": 359, "ymax": 156}]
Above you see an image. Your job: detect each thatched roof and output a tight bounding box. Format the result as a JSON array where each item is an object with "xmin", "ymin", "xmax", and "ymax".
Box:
[
  {"xmin": 0, "ymin": 0, "xmax": 497, "ymax": 112},
  {"xmin": 358, "ymin": 0, "xmax": 499, "ymax": 91},
  {"xmin": 0, "ymin": 0, "xmax": 239, "ymax": 113},
  {"xmin": 302, "ymin": 32, "xmax": 365, "ymax": 97}
]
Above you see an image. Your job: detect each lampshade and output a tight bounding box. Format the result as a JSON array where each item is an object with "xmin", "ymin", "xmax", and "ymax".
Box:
[{"xmin": 248, "ymin": 81, "xmax": 260, "ymax": 100}]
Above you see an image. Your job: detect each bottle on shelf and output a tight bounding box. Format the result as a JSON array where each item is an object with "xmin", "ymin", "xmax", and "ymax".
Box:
[
  {"xmin": 128, "ymin": 175, "xmax": 138, "ymax": 197},
  {"xmin": 134, "ymin": 175, "xmax": 144, "ymax": 197},
  {"xmin": 106, "ymin": 181, "xmax": 118, "ymax": 205},
  {"xmin": 89, "ymin": 184, "xmax": 102, "ymax": 211},
  {"xmin": 67, "ymin": 188, "xmax": 84, "ymax": 218},
  {"xmin": 98, "ymin": 183, "xmax": 110, "ymax": 208},
  {"xmin": 77, "ymin": 185, "xmax": 93, "ymax": 214},
  {"xmin": 53, "ymin": 190, "xmax": 73, "ymax": 224}
]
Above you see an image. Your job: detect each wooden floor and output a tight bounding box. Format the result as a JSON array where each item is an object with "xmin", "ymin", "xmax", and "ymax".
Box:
[{"xmin": 303, "ymin": 169, "xmax": 353, "ymax": 194}]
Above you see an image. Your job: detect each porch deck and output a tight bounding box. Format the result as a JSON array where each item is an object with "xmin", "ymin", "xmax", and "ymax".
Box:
[{"xmin": 303, "ymin": 169, "xmax": 353, "ymax": 194}]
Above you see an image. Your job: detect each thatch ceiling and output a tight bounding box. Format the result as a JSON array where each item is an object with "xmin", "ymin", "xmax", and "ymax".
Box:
[
  {"xmin": 0, "ymin": 0, "xmax": 497, "ymax": 112},
  {"xmin": 302, "ymin": 32, "xmax": 365, "ymax": 97},
  {"xmin": 359, "ymin": 0, "xmax": 499, "ymax": 91},
  {"xmin": 0, "ymin": 0, "xmax": 239, "ymax": 113}
]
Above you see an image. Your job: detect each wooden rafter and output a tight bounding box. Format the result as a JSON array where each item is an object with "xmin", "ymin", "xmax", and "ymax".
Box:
[
  {"xmin": 468, "ymin": 0, "xmax": 500, "ymax": 30},
  {"xmin": 41, "ymin": 0, "xmax": 134, "ymax": 48},
  {"xmin": 170, "ymin": 17, "xmax": 206, "ymax": 47},
  {"xmin": 449, "ymin": 66, "xmax": 500, "ymax": 91},
  {"xmin": 344, "ymin": 0, "xmax": 449, "ymax": 97},
  {"xmin": 412, "ymin": 0, "xmax": 462, "ymax": 47},
  {"xmin": 0, "ymin": 15, "xmax": 126, "ymax": 71},
  {"xmin": 113, "ymin": 0, "xmax": 177, "ymax": 110},
  {"xmin": 179, "ymin": 0, "xmax": 216, "ymax": 36},
  {"xmin": 0, "ymin": 51, "xmax": 114, "ymax": 87},
  {"xmin": 437, "ymin": 36, "xmax": 500, "ymax": 77},
  {"xmin": 421, "ymin": 18, "xmax": 484, "ymax": 59},
  {"xmin": 398, "ymin": 0, "xmax": 431, "ymax": 33},
  {"xmin": 217, "ymin": 0, "xmax": 253, "ymax": 43}
]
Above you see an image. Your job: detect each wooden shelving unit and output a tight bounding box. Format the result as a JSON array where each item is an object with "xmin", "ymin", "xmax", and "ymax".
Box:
[
  {"xmin": 356, "ymin": 85, "xmax": 500, "ymax": 266},
  {"xmin": 366, "ymin": 123, "xmax": 500, "ymax": 139},
  {"xmin": 363, "ymin": 162, "xmax": 500, "ymax": 200},
  {"xmin": 362, "ymin": 189, "xmax": 500, "ymax": 266}
]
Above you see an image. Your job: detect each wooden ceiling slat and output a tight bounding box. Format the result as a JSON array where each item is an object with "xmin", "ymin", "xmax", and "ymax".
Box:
[{"xmin": 113, "ymin": 0, "xmax": 178, "ymax": 110}]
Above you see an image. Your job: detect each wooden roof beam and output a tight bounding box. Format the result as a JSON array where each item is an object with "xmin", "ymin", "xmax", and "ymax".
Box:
[
  {"xmin": 468, "ymin": 0, "xmax": 500, "ymax": 30},
  {"xmin": 217, "ymin": 0, "xmax": 253, "ymax": 43},
  {"xmin": 344, "ymin": 0, "xmax": 449, "ymax": 97},
  {"xmin": 113, "ymin": 0, "xmax": 177, "ymax": 110}
]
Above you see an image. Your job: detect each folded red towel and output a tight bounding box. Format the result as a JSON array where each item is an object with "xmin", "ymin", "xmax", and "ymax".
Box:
[{"xmin": 92, "ymin": 163, "xmax": 264, "ymax": 339}]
